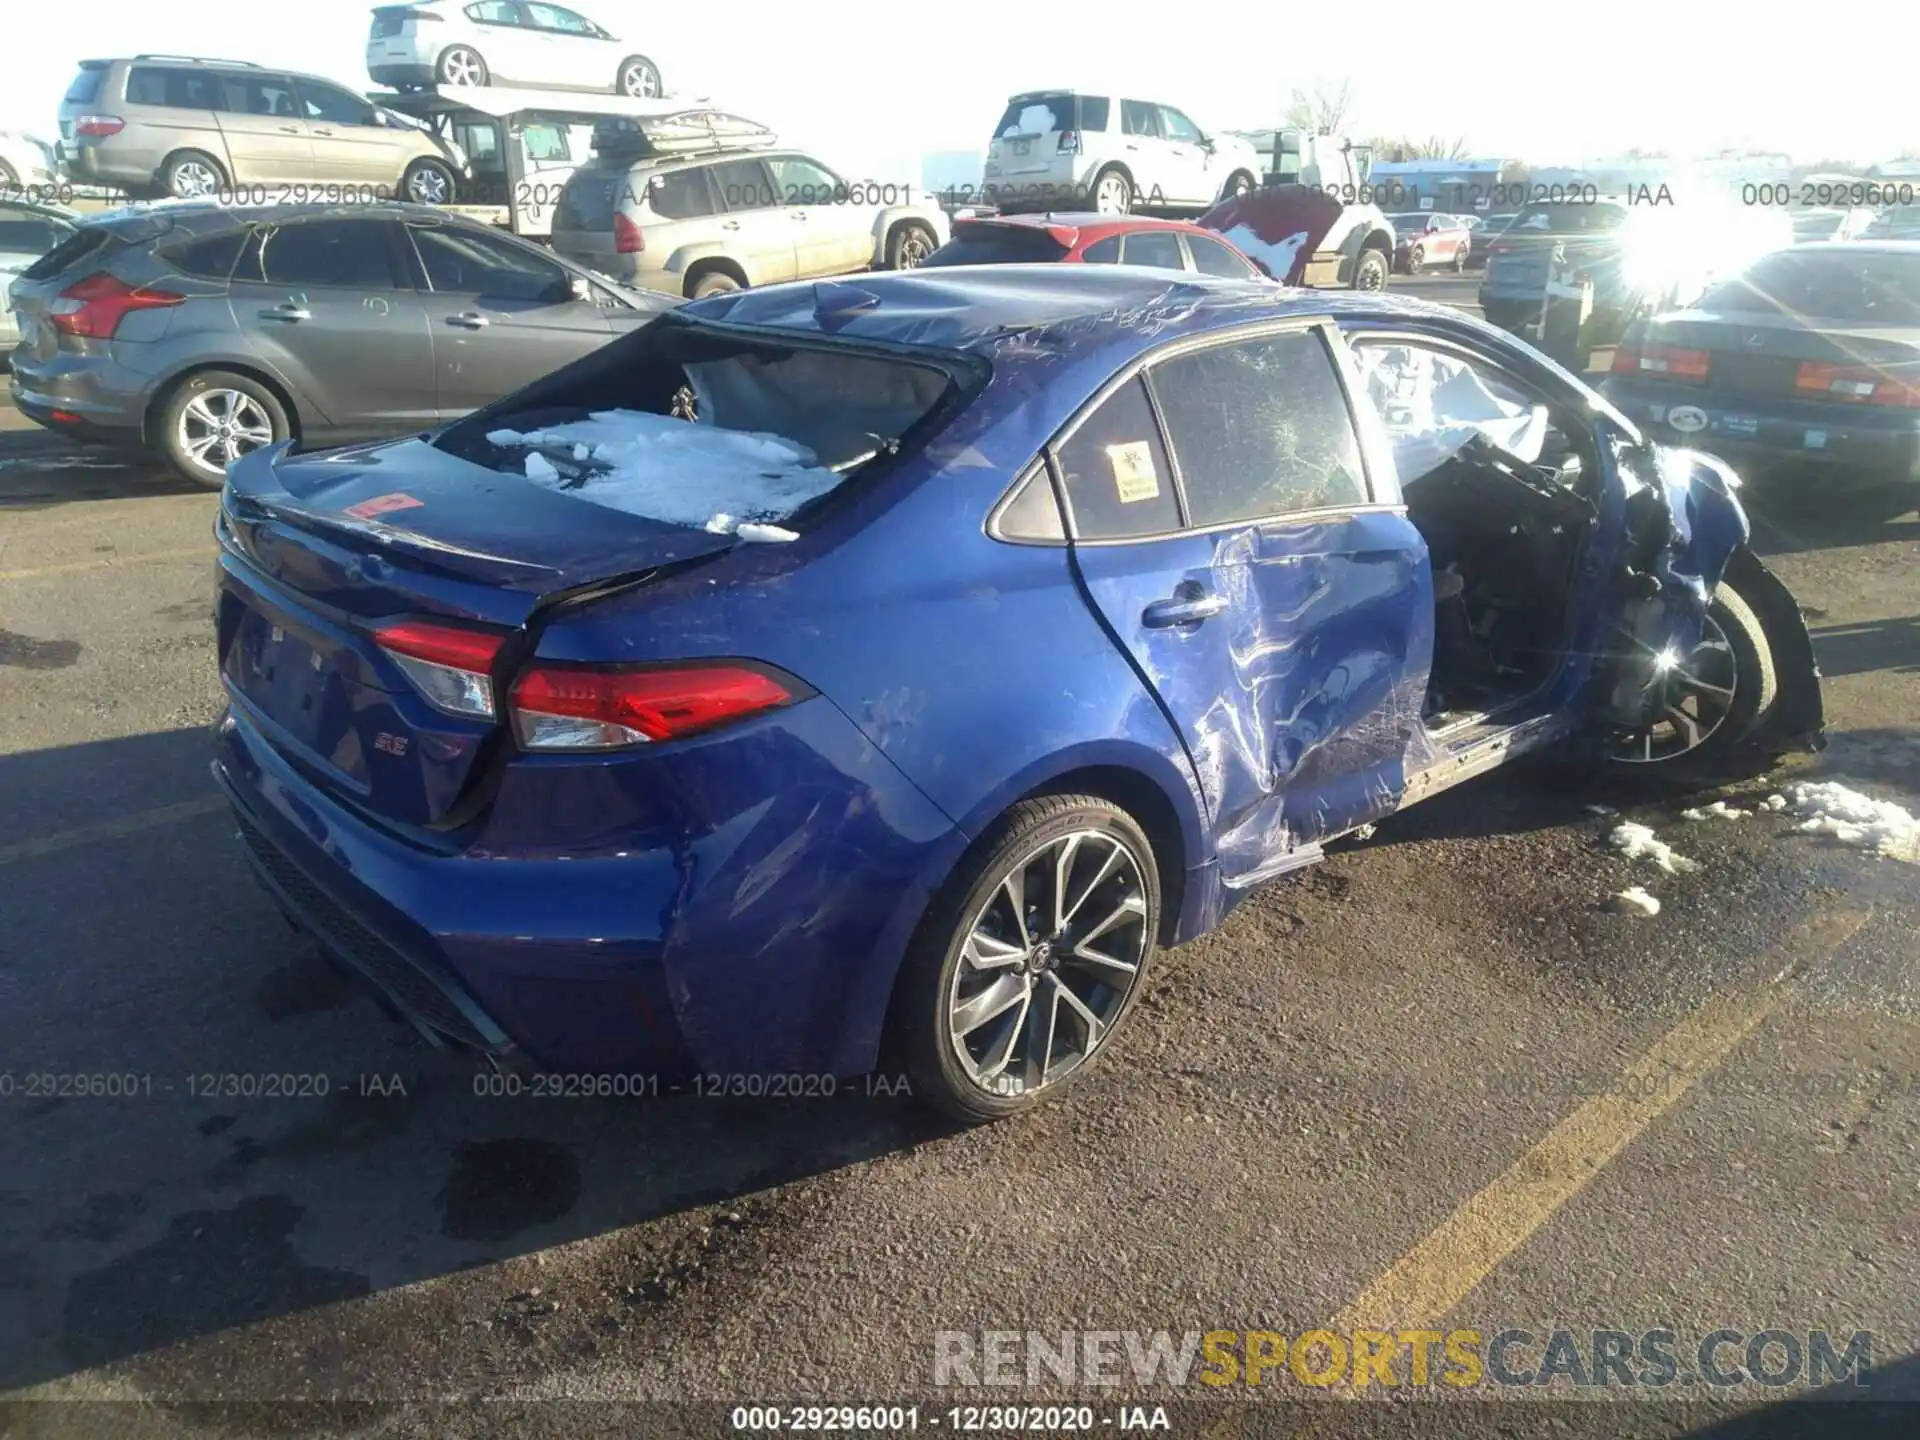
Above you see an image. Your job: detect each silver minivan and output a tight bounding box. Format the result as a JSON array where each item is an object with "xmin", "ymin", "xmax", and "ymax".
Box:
[
  {"xmin": 549, "ymin": 112, "xmax": 947, "ymax": 300},
  {"xmin": 58, "ymin": 55, "xmax": 470, "ymax": 202}
]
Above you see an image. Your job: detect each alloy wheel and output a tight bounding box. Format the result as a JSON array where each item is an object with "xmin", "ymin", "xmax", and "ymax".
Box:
[
  {"xmin": 621, "ymin": 61, "xmax": 661, "ymax": 97},
  {"xmin": 441, "ymin": 48, "xmax": 483, "ymax": 87},
  {"xmin": 897, "ymin": 229, "xmax": 933, "ymax": 267},
  {"xmin": 1608, "ymin": 612, "xmax": 1739, "ymax": 763},
  {"xmin": 407, "ymin": 165, "xmax": 450, "ymax": 204},
  {"xmin": 171, "ymin": 160, "xmax": 220, "ymax": 198},
  {"xmin": 1094, "ymin": 173, "xmax": 1130, "ymax": 215},
  {"xmin": 945, "ymin": 830, "xmax": 1149, "ymax": 1100},
  {"xmin": 178, "ymin": 390, "xmax": 274, "ymax": 476}
]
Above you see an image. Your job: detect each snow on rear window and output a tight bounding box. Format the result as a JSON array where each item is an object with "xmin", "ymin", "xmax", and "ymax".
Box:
[
  {"xmin": 997, "ymin": 98, "xmax": 1072, "ymax": 138},
  {"xmin": 487, "ymin": 410, "xmax": 843, "ymax": 538}
]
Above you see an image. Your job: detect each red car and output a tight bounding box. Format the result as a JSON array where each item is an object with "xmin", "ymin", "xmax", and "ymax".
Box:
[
  {"xmin": 1385, "ymin": 212, "xmax": 1472, "ymax": 273},
  {"xmin": 919, "ymin": 213, "xmax": 1269, "ymax": 280}
]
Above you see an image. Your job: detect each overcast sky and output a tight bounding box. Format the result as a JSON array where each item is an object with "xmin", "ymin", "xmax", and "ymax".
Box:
[{"xmin": 6, "ymin": 0, "xmax": 1912, "ymax": 178}]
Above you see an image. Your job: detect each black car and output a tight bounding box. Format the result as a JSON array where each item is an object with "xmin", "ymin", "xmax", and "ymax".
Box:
[
  {"xmin": 1466, "ymin": 212, "xmax": 1518, "ymax": 269},
  {"xmin": 1600, "ymin": 241, "xmax": 1920, "ymax": 523}
]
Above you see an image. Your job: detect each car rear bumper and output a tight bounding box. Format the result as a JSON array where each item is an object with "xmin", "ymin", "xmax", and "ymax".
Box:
[
  {"xmin": 210, "ymin": 687, "xmax": 963, "ymax": 1079},
  {"xmin": 8, "ymin": 358, "xmax": 149, "ymax": 440},
  {"xmin": 1601, "ymin": 376, "xmax": 1920, "ymax": 487}
]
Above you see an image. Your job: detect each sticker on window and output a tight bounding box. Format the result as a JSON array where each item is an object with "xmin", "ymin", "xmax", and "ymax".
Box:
[{"xmin": 1107, "ymin": 441, "xmax": 1160, "ymax": 504}]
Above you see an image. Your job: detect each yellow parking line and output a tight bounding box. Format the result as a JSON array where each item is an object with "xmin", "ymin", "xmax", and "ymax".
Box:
[
  {"xmin": 1329, "ymin": 907, "xmax": 1871, "ymax": 1333},
  {"xmin": 0, "ymin": 545, "xmax": 217, "ymax": 582},
  {"xmin": 0, "ymin": 796, "xmax": 228, "ymax": 868}
]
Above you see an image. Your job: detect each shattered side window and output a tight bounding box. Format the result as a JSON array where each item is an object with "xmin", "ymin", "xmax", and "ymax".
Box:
[
  {"xmin": 1150, "ymin": 330, "xmax": 1369, "ymax": 526},
  {"xmin": 1350, "ymin": 339, "xmax": 1553, "ymax": 485}
]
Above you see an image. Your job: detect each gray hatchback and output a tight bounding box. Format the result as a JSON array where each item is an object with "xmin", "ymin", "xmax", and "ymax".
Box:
[{"xmin": 6, "ymin": 200, "xmax": 677, "ymax": 485}]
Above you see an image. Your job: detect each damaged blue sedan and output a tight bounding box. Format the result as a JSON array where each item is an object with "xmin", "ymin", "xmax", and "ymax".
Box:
[{"xmin": 210, "ymin": 265, "xmax": 1823, "ymax": 1122}]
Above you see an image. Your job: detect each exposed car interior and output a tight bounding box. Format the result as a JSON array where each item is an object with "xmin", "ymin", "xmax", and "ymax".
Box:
[{"xmin": 1353, "ymin": 339, "xmax": 1600, "ymax": 726}]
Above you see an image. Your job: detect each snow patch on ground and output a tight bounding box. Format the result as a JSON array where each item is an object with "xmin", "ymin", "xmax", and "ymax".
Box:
[
  {"xmin": 489, "ymin": 410, "xmax": 840, "ymax": 531},
  {"xmin": 1781, "ymin": 782, "xmax": 1920, "ymax": 862},
  {"xmin": 1683, "ymin": 801, "xmax": 1751, "ymax": 821},
  {"xmin": 1762, "ymin": 794, "xmax": 1788, "ymax": 812},
  {"xmin": 1609, "ymin": 822, "xmax": 1700, "ymax": 874},
  {"xmin": 1606, "ymin": 886, "xmax": 1662, "ymax": 917}
]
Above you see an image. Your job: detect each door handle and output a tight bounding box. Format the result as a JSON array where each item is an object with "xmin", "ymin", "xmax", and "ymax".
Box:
[
  {"xmin": 1142, "ymin": 592, "xmax": 1228, "ymax": 628},
  {"xmin": 789, "ymin": 212, "xmax": 808, "ymax": 221},
  {"xmin": 447, "ymin": 312, "xmax": 489, "ymax": 329},
  {"xmin": 721, "ymin": 220, "xmax": 740, "ymax": 230},
  {"xmin": 258, "ymin": 304, "xmax": 310, "ymax": 322},
  {"xmin": 278, "ymin": 126, "xmax": 301, "ymax": 134}
]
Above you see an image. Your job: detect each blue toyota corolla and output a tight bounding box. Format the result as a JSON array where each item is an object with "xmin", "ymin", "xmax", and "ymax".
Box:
[{"xmin": 209, "ymin": 266, "xmax": 1824, "ymax": 1121}]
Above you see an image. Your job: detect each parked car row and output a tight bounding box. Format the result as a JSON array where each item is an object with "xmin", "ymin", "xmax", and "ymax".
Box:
[{"xmin": 6, "ymin": 200, "xmax": 676, "ymax": 481}]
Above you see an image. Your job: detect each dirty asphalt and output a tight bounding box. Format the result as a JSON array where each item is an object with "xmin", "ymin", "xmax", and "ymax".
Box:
[{"xmin": 1, "ymin": 275, "xmax": 1915, "ymax": 1437}]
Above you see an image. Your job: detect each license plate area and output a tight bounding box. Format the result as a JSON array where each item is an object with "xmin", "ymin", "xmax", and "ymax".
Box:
[{"xmin": 221, "ymin": 596, "xmax": 375, "ymax": 789}]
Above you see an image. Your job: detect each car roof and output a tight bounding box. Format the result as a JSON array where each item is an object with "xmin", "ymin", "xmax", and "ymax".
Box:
[
  {"xmin": 682, "ymin": 264, "xmax": 1467, "ymax": 357},
  {"xmin": 960, "ymin": 212, "xmax": 1224, "ymax": 242},
  {"xmin": 79, "ymin": 198, "xmax": 499, "ymax": 233}
]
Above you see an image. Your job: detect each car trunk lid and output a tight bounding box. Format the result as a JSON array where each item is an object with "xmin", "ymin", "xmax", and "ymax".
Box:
[
  {"xmin": 216, "ymin": 436, "xmax": 742, "ymax": 826},
  {"xmin": 988, "ymin": 93, "xmax": 1078, "ymax": 176}
]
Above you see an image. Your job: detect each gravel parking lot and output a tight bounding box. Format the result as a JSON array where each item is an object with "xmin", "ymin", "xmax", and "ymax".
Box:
[{"xmin": 2, "ymin": 276, "xmax": 1916, "ymax": 1436}]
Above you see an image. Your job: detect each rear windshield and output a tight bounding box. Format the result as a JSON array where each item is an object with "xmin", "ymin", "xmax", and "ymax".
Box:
[
  {"xmin": 63, "ymin": 66, "xmax": 104, "ymax": 105},
  {"xmin": 1698, "ymin": 249, "xmax": 1920, "ymax": 324},
  {"xmin": 1862, "ymin": 208, "xmax": 1920, "ymax": 238},
  {"xmin": 1509, "ymin": 202, "xmax": 1628, "ymax": 234},
  {"xmin": 919, "ymin": 225, "xmax": 1070, "ymax": 268},
  {"xmin": 996, "ymin": 96, "xmax": 1075, "ymax": 138},
  {"xmin": 440, "ymin": 320, "xmax": 972, "ymax": 534},
  {"xmin": 18, "ymin": 225, "xmax": 115, "ymax": 282}
]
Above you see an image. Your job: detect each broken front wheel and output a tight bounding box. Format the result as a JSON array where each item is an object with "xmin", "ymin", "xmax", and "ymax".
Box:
[{"xmin": 1606, "ymin": 579, "xmax": 1777, "ymax": 774}]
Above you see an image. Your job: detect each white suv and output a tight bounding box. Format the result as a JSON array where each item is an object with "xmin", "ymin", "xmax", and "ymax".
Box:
[
  {"xmin": 367, "ymin": 1, "xmax": 663, "ymax": 97},
  {"xmin": 981, "ymin": 90, "xmax": 1262, "ymax": 216}
]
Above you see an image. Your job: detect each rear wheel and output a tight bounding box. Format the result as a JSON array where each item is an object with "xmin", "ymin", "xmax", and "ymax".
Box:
[
  {"xmin": 1090, "ymin": 166, "xmax": 1133, "ymax": 216},
  {"xmin": 892, "ymin": 795, "xmax": 1160, "ymax": 1123},
  {"xmin": 437, "ymin": 46, "xmax": 488, "ymax": 87},
  {"xmin": 687, "ymin": 266, "xmax": 741, "ymax": 300},
  {"xmin": 161, "ymin": 150, "xmax": 227, "ymax": 200},
  {"xmin": 156, "ymin": 370, "xmax": 289, "ymax": 489},
  {"xmin": 616, "ymin": 56, "xmax": 661, "ymax": 97},
  {"xmin": 886, "ymin": 220, "xmax": 937, "ymax": 269},
  {"xmin": 1606, "ymin": 579, "xmax": 1777, "ymax": 773}
]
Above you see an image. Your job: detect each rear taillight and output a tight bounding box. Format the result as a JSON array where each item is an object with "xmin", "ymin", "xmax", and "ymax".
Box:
[
  {"xmin": 1612, "ymin": 342, "xmax": 1710, "ymax": 383},
  {"xmin": 1488, "ymin": 241, "xmax": 1512, "ymax": 255},
  {"xmin": 374, "ymin": 619, "xmax": 507, "ymax": 719},
  {"xmin": 509, "ymin": 662, "xmax": 796, "ymax": 751},
  {"xmin": 1794, "ymin": 361, "xmax": 1920, "ymax": 408},
  {"xmin": 74, "ymin": 114, "xmax": 124, "ymax": 137},
  {"xmin": 613, "ymin": 212, "xmax": 644, "ymax": 254},
  {"xmin": 47, "ymin": 272, "xmax": 185, "ymax": 339},
  {"xmin": 1057, "ymin": 130, "xmax": 1080, "ymax": 154}
]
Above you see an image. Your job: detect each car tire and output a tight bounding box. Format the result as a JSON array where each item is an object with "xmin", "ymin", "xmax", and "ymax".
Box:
[
  {"xmin": 885, "ymin": 220, "xmax": 937, "ymax": 269},
  {"xmin": 1219, "ymin": 170, "xmax": 1255, "ymax": 203},
  {"xmin": 437, "ymin": 46, "xmax": 489, "ymax": 87},
  {"xmin": 160, "ymin": 150, "xmax": 228, "ymax": 200},
  {"xmin": 1409, "ymin": 243, "xmax": 1426, "ymax": 275},
  {"xmin": 1607, "ymin": 577, "xmax": 1778, "ymax": 774},
  {"xmin": 891, "ymin": 794, "xmax": 1161, "ymax": 1123},
  {"xmin": 155, "ymin": 370, "xmax": 290, "ymax": 490},
  {"xmin": 1453, "ymin": 243, "xmax": 1468, "ymax": 273},
  {"xmin": 615, "ymin": 56, "xmax": 661, "ymax": 97},
  {"xmin": 1090, "ymin": 166, "xmax": 1133, "ymax": 216},
  {"xmin": 1351, "ymin": 248, "xmax": 1389, "ymax": 292},
  {"xmin": 687, "ymin": 267, "xmax": 741, "ymax": 300},
  {"xmin": 402, "ymin": 158, "xmax": 456, "ymax": 206}
]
